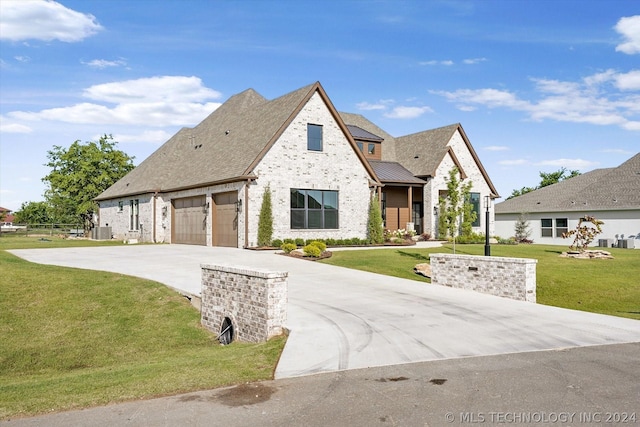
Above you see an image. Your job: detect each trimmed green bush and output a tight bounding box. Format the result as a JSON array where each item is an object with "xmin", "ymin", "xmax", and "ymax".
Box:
[
  {"xmin": 271, "ymin": 239, "xmax": 283, "ymax": 248},
  {"xmin": 283, "ymin": 238, "xmax": 295, "ymax": 245},
  {"xmin": 295, "ymin": 238, "xmax": 305, "ymax": 247},
  {"xmin": 303, "ymin": 244, "xmax": 322, "ymax": 257},
  {"xmin": 309, "ymin": 240, "xmax": 327, "ymax": 252},
  {"xmin": 281, "ymin": 243, "xmax": 297, "ymax": 253}
]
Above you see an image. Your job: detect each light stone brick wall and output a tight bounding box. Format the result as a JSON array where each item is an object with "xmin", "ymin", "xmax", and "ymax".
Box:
[
  {"xmin": 429, "ymin": 253, "xmax": 537, "ymax": 302},
  {"xmin": 98, "ymin": 194, "xmax": 153, "ymax": 242},
  {"xmin": 430, "ymin": 130, "xmax": 494, "ymax": 238},
  {"xmin": 200, "ymin": 264, "xmax": 288, "ymax": 343},
  {"xmin": 248, "ymin": 92, "xmax": 373, "ymax": 246}
]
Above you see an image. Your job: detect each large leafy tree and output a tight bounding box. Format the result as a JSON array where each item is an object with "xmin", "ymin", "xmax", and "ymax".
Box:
[
  {"xmin": 43, "ymin": 135, "xmax": 135, "ymax": 227},
  {"xmin": 508, "ymin": 167, "xmax": 580, "ymax": 199},
  {"xmin": 13, "ymin": 201, "xmax": 53, "ymax": 224}
]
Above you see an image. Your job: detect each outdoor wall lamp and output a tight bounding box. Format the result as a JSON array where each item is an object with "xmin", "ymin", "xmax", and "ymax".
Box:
[
  {"xmin": 202, "ymin": 202, "xmax": 209, "ymax": 214},
  {"xmin": 433, "ymin": 206, "xmax": 438, "ymax": 216},
  {"xmin": 236, "ymin": 199, "xmax": 243, "ymax": 213}
]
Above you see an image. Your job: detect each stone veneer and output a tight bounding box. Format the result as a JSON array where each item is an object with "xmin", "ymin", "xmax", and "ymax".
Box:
[
  {"xmin": 429, "ymin": 254, "xmax": 537, "ymax": 302},
  {"xmin": 200, "ymin": 264, "xmax": 288, "ymax": 343}
]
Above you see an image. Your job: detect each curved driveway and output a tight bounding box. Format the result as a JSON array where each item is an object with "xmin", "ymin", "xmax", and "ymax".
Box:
[{"xmin": 10, "ymin": 244, "xmax": 640, "ymax": 379}]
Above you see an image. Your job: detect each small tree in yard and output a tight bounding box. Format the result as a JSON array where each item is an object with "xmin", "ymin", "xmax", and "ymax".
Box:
[
  {"xmin": 439, "ymin": 167, "xmax": 475, "ymax": 239},
  {"xmin": 367, "ymin": 195, "xmax": 384, "ymax": 244},
  {"xmin": 257, "ymin": 185, "xmax": 273, "ymax": 247},
  {"xmin": 562, "ymin": 216, "xmax": 604, "ymax": 252},
  {"xmin": 514, "ymin": 213, "xmax": 532, "ymax": 243}
]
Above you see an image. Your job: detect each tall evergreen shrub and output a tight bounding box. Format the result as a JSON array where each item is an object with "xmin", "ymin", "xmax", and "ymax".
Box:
[{"xmin": 257, "ymin": 185, "xmax": 273, "ymax": 247}]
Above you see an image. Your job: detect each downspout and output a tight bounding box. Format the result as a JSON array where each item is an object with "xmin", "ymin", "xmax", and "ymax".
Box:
[
  {"xmin": 244, "ymin": 179, "xmax": 250, "ymax": 248},
  {"xmin": 152, "ymin": 191, "xmax": 158, "ymax": 243}
]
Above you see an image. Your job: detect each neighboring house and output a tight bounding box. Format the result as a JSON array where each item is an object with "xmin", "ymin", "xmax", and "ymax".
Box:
[
  {"xmin": 96, "ymin": 82, "xmax": 498, "ymax": 247},
  {"xmin": 0, "ymin": 207, "xmax": 15, "ymax": 224},
  {"xmin": 494, "ymin": 153, "xmax": 640, "ymax": 247}
]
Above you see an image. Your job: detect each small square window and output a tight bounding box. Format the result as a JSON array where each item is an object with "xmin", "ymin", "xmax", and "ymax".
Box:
[
  {"xmin": 555, "ymin": 218, "xmax": 568, "ymax": 237},
  {"xmin": 368, "ymin": 143, "xmax": 375, "ymax": 155},
  {"xmin": 357, "ymin": 142, "xmax": 363, "ymax": 152},
  {"xmin": 541, "ymin": 218, "xmax": 552, "ymax": 237}
]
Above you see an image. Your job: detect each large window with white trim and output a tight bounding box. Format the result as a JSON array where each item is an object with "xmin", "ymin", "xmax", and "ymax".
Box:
[{"xmin": 291, "ymin": 189, "xmax": 338, "ymax": 229}]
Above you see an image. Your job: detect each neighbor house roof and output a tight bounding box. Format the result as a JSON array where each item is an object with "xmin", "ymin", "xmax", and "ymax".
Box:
[
  {"xmin": 495, "ymin": 153, "xmax": 640, "ymax": 214},
  {"xmin": 96, "ymin": 82, "xmax": 380, "ymax": 200}
]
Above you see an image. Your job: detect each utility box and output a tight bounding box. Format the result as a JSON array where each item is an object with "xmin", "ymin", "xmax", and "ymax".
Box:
[
  {"xmin": 598, "ymin": 238, "xmax": 614, "ymax": 248},
  {"xmin": 92, "ymin": 226, "xmax": 112, "ymax": 240}
]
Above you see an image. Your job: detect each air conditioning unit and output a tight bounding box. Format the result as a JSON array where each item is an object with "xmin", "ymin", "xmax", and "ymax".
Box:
[
  {"xmin": 598, "ymin": 239, "xmax": 614, "ymax": 248},
  {"xmin": 91, "ymin": 226, "xmax": 112, "ymax": 240}
]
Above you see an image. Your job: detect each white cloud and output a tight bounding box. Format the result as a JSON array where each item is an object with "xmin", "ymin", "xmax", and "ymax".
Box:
[
  {"xmin": 615, "ymin": 70, "xmax": 640, "ymax": 90},
  {"xmin": 484, "ymin": 145, "xmax": 509, "ymax": 151},
  {"xmin": 463, "ymin": 57, "xmax": 487, "ymax": 65},
  {"xmin": 536, "ymin": 158, "xmax": 599, "ymax": 169},
  {"xmin": 419, "ymin": 60, "xmax": 454, "ymax": 66},
  {"xmin": 356, "ymin": 101, "xmax": 387, "ymax": 111},
  {"xmin": 615, "ymin": 15, "xmax": 640, "ymax": 55},
  {"xmin": 6, "ymin": 76, "xmax": 223, "ymax": 127},
  {"xmin": 114, "ymin": 130, "xmax": 173, "ymax": 144},
  {"xmin": 433, "ymin": 69, "xmax": 640, "ymax": 131},
  {"xmin": 0, "ymin": 0, "xmax": 103, "ymax": 42},
  {"xmin": 0, "ymin": 116, "xmax": 32, "ymax": 133},
  {"xmin": 14, "ymin": 55, "xmax": 30, "ymax": 63},
  {"xmin": 82, "ymin": 59, "xmax": 127, "ymax": 69},
  {"xmin": 499, "ymin": 159, "xmax": 528, "ymax": 166},
  {"xmin": 383, "ymin": 106, "xmax": 433, "ymax": 119},
  {"xmin": 83, "ymin": 76, "xmax": 221, "ymax": 103}
]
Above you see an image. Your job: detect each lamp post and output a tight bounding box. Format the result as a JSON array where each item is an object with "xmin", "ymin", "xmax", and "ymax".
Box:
[{"xmin": 484, "ymin": 195, "xmax": 491, "ymax": 256}]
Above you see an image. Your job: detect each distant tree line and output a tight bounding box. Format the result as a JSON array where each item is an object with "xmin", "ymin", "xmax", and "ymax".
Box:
[{"xmin": 507, "ymin": 167, "xmax": 580, "ymax": 200}]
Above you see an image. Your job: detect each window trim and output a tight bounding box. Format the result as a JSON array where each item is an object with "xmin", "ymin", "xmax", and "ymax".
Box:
[
  {"xmin": 307, "ymin": 123, "xmax": 323, "ymax": 152},
  {"xmin": 130, "ymin": 199, "xmax": 140, "ymax": 231},
  {"xmin": 470, "ymin": 192, "xmax": 480, "ymax": 227},
  {"xmin": 541, "ymin": 218, "xmax": 553, "ymax": 238},
  {"xmin": 290, "ymin": 189, "xmax": 338, "ymax": 229},
  {"xmin": 555, "ymin": 218, "xmax": 568, "ymax": 237}
]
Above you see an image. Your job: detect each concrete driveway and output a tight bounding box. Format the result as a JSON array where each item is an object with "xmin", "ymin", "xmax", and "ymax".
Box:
[{"xmin": 10, "ymin": 244, "xmax": 640, "ymax": 379}]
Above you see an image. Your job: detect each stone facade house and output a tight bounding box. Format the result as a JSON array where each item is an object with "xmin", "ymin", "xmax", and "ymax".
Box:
[
  {"xmin": 96, "ymin": 82, "xmax": 498, "ymax": 247},
  {"xmin": 494, "ymin": 153, "xmax": 640, "ymax": 247}
]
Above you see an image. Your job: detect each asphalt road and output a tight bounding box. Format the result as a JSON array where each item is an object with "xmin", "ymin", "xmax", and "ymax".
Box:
[{"xmin": 3, "ymin": 343, "xmax": 639, "ymax": 426}]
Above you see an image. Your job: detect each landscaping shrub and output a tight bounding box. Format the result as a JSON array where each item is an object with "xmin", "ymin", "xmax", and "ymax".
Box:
[
  {"xmin": 454, "ymin": 232, "xmax": 486, "ymax": 244},
  {"xmin": 309, "ymin": 240, "xmax": 327, "ymax": 252},
  {"xmin": 325, "ymin": 238, "xmax": 337, "ymax": 247},
  {"xmin": 283, "ymin": 238, "xmax": 295, "ymax": 245},
  {"xmin": 271, "ymin": 239, "xmax": 283, "ymax": 248},
  {"xmin": 295, "ymin": 238, "xmax": 305, "ymax": 247},
  {"xmin": 303, "ymin": 244, "xmax": 322, "ymax": 257},
  {"xmin": 281, "ymin": 243, "xmax": 297, "ymax": 253}
]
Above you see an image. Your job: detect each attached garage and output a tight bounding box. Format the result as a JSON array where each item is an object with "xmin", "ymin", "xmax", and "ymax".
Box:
[
  {"xmin": 213, "ymin": 192, "xmax": 238, "ymax": 247},
  {"xmin": 172, "ymin": 196, "xmax": 207, "ymax": 245}
]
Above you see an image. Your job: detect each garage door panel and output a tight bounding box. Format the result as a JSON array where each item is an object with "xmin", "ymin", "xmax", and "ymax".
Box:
[
  {"xmin": 173, "ymin": 196, "xmax": 206, "ymax": 245},
  {"xmin": 213, "ymin": 192, "xmax": 238, "ymax": 247}
]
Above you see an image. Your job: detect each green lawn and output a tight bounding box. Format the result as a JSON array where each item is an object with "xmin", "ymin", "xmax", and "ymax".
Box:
[
  {"xmin": 321, "ymin": 243, "xmax": 640, "ymax": 321},
  {"xmin": 0, "ymin": 236, "xmax": 285, "ymax": 420}
]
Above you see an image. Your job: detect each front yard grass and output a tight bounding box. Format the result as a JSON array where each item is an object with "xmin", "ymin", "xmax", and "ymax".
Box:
[
  {"xmin": 0, "ymin": 236, "xmax": 285, "ymax": 420},
  {"xmin": 321, "ymin": 244, "xmax": 640, "ymax": 321}
]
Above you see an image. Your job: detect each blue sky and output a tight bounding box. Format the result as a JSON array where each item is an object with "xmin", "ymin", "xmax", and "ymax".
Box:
[{"xmin": 1, "ymin": 0, "xmax": 639, "ymax": 213}]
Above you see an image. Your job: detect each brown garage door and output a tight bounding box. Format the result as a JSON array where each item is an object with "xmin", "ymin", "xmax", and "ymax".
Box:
[
  {"xmin": 213, "ymin": 192, "xmax": 238, "ymax": 247},
  {"xmin": 172, "ymin": 196, "xmax": 207, "ymax": 245}
]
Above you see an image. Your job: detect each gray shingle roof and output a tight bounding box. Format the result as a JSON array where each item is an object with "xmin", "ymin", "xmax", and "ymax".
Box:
[
  {"xmin": 369, "ymin": 161, "xmax": 427, "ymax": 185},
  {"xmin": 97, "ymin": 83, "xmax": 323, "ymax": 200},
  {"xmin": 346, "ymin": 124, "xmax": 384, "ymax": 142},
  {"xmin": 394, "ymin": 124, "xmax": 459, "ymax": 178},
  {"xmin": 495, "ymin": 153, "xmax": 640, "ymax": 213},
  {"xmin": 339, "ymin": 112, "xmax": 397, "ymax": 161}
]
